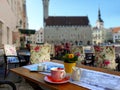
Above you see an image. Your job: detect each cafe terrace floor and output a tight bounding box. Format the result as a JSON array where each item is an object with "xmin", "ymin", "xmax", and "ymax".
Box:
[{"xmin": 0, "ymin": 64, "xmax": 34, "ymax": 90}]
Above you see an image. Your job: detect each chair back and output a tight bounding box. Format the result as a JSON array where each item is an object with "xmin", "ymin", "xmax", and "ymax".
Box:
[{"xmin": 83, "ymin": 46, "xmax": 95, "ymax": 66}]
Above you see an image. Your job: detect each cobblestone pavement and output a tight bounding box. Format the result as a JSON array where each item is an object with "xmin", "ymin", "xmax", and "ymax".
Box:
[{"xmin": 0, "ymin": 64, "xmax": 34, "ymax": 90}]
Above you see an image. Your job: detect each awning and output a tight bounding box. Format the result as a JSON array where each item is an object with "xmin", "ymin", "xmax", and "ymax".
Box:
[{"xmin": 19, "ymin": 29, "xmax": 36, "ymax": 35}]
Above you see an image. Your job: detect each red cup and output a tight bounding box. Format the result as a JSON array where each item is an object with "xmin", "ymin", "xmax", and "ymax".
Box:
[{"xmin": 51, "ymin": 68, "xmax": 66, "ymax": 81}]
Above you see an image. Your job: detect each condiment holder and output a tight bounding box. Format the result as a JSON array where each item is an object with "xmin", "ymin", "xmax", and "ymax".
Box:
[
  {"xmin": 71, "ymin": 66, "xmax": 82, "ymax": 81},
  {"xmin": 38, "ymin": 63, "xmax": 47, "ymax": 71}
]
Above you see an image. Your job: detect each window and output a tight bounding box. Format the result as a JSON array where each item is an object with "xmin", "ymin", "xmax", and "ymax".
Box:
[
  {"xmin": 115, "ymin": 36, "xmax": 117, "ymax": 39},
  {"xmin": 7, "ymin": 27, "xmax": 9, "ymax": 43},
  {"xmin": 0, "ymin": 21, "xmax": 3, "ymax": 29},
  {"xmin": 0, "ymin": 21, "xmax": 3, "ymax": 45}
]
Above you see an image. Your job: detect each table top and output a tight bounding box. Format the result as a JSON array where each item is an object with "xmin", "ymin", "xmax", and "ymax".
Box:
[{"xmin": 10, "ymin": 60, "xmax": 120, "ymax": 90}]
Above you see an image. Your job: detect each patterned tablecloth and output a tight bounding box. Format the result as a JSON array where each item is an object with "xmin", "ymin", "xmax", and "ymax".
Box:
[{"xmin": 23, "ymin": 62, "xmax": 120, "ymax": 90}]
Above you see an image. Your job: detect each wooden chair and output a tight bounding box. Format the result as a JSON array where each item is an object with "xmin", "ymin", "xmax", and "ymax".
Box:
[
  {"xmin": 3, "ymin": 44, "xmax": 27, "ymax": 78},
  {"xmin": 0, "ymin": 48, "xmax": 16, "ymax": 90}
]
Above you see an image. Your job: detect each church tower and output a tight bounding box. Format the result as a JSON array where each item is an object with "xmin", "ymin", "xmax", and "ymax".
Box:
[
  {"xmin": 96, "ymin": 8, "xmax": 104, "ymax": 29},
  {"xmin": 42, "ymin": 0, "xmax": 49, "ymax": 27}
]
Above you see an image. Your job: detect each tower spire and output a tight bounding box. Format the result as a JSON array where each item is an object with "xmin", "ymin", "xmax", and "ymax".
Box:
[
  {"xmin": 98, "ymin": 8, "xmax": 103, "ymax": 22},
  {"xmin": 96, "ymin": 8, "xmax": 104, "ymax": 29}
]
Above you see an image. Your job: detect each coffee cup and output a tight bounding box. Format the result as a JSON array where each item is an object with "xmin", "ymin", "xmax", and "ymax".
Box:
[{"xmin": 51, "ymin": 68, "xmax": 66, "ymax": 81}]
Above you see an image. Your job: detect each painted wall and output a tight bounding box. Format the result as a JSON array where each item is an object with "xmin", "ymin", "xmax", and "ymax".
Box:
[{"xmin": 0, "ymin": 0, "xmax": 17, "ymax": 44}]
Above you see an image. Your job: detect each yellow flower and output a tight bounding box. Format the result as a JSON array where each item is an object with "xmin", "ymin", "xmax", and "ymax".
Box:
[
  {"xmin": 68, "ymin": 54, "xmax": 74, "ymax": 59},
  {"xmin": 63, "ymin": 53, "xmax": 78, "ymax": 63}
]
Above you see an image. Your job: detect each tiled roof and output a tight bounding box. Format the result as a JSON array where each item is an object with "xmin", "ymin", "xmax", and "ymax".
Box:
[
  {"xmin": 45, "ymin": 16, "xmax": 89, "ymax": 26},
  {"xmin": 112, "ymin": 27, "xmax": 120, "ymax": 33}
]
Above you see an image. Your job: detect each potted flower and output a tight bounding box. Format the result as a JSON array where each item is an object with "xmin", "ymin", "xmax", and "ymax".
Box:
[
  {"xmin": 63, "ymin": 54, "xmax": 78, "ymax": 63},
  {"xmin": 63, "ymin": 53, "xmax": 79, "ymax": 73}
]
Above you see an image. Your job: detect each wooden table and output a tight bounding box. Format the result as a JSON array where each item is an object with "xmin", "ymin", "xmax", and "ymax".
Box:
[{"xmin": 10, "ymin": 60, "xmax": 120, "ymax": 90}]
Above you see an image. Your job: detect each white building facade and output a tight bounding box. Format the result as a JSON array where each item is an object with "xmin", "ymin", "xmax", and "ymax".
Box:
[
  {"xmin": 42, "ymin": 0, "xmax": 92, "ymax": 45},
  {"xmin": 92, "ymin": 8, "xmax": 113, "ymax": 45},
  {"xmin": 92, "ymin": 28, "xmax": 105, "ymax": 45},
  {"xmin": 105, "ymin": 28, "xmax": 113, "ymax": 44},
  {"xmin": 25, "ymin": 28, "xmax": 44, "ymax": 45},
  {"xmin": 45, "ymin": 26, "xmax": 92, "ymax": 45},
  {"xmin": 35, "ymin": 28, "xmax": 44, "ymax": 44},
  {"xmin": 113, "ymin": 27, "xmax": 120, "ymax": 43}
]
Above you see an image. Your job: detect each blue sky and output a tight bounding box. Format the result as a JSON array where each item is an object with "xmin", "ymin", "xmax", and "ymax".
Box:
[{"xmin": 26, "ymin": 0, "xmax": 120, "ymax": 30}]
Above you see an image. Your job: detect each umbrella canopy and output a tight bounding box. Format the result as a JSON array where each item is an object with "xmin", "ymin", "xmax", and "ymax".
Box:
[{"xmin": 19, "ymin": 29, "xmax": 36, "ymax": 35}]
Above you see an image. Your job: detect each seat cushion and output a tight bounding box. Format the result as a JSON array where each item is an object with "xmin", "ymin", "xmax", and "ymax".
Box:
[
  {"xmin": 4, "ymin": 45, "xmax": 17, "ymax": 56},
  {"xmin": 7, "ymin": 57, "xmax": 19, "ymax": 63},
  {"xmin": 94, "ymin": 46, "xmax": 117, "ymax": 70},
  {"xmin": 30, "ymin": 44, "xmax": 51, "ymax": 64}
]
